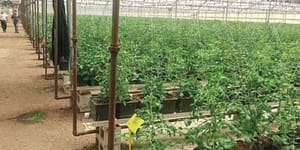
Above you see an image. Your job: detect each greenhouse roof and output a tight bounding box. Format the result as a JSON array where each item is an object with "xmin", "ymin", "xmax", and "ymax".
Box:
[{"xmin": 73, "ymin": 0, "xmax": 300, "ymax": 13}]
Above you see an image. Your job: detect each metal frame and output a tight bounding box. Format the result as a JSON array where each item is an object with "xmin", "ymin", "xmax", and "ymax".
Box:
[
  {"xmin": 71, "ymin": 0, "xmax": 97, "ymax": 136},
  {"xmin": 42, "ymin": 0, "xmax": 55, "ymax": 81},
  {"xmin": 70, "ymin": 0, "xmax": 121, "ymax": 148},
  {"xmin": 64, "ymin": 0, "xmax": 300, "ymax": 24}
]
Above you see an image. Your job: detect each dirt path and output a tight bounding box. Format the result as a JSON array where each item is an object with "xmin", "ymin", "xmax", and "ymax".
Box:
[{"xmin": 0, "ymin": 24, "xmax": 95, "ymax": 150}]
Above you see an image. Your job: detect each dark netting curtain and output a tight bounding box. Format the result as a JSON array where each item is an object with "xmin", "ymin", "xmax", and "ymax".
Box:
[{"xmin": 51, "ymin": 0, "xmax": 70, "ymax": 70}]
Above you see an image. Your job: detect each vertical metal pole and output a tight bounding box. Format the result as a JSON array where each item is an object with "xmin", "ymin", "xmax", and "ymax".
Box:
[
  {"xmin": 34, "ymin": 0, "xmax": 36, "ymax": 49},
  {"xmin": 175, "ymin": 0, "xmax": 178, "ymax": 19},
  {"xmin": 71, "ymin": 0, "xmax": 97, "ymax": 136},
  {"xmin": 32, "ymin": 0, "xmax": 35, "ymax": 46},
  {"xmin": 26, "ymin": 1, "xmax": 28, "ymax": 36},
  {"xmin": 37, "ymin": 0, "xmax": 42, "ymax": 59},
  {"xmin": 27, "ymin": 1, "xmax": 30, "ymax": 36},
  {"xmin": 108, "ymin": 0, "xmax": 120, "ymax": 149},
  {"xmin": 237, "ymin": 2, "xmax": 241, "ymax": 22},
  {"xmin": 266, "ymin": 0, "xmax": 271, "ymax": 24},
  {"xmin": 72, "ymin": 0, "xmax": 79, "ymax": 136},
  {"xmin": 33, "ymin": 0, "xmax": 36, "ymax": 48},
  {"xmin": 35, "ymin": 0, "xmax": 37, "ymax": 49},
  {"xmin": 54, "ymin": 0, "xmax": 59, "ymax": 98},
  {"xmin": 30, "ymin": 0, "xmax": 34, "ymax": 41},
  {"xmin": 34, "ymin": 0, "xmax": 39, "ymax": 49},
  {"xmin": 24, "ymin": 1, "xmax": 27, "ymax": 34},
  {"xmin": 26, "ymin": 1, "xmax": 28, "ymax": 34},
  {"xmin": 67, "ymin": 0, "xmax": 73, "ymax": 70},
  {"xmin": 245, "ymin": 1, "xmax": 248, "ymax": 22},
  {"xmin": 45, "ymin": 0, "xmax": 50, "ymax": 80},
  {"xmin": 225, "ymin": 0, "xmax": 228, "ymax": 22},
  {"xmin": 42, "ymin": 0, "xmax": 46, "ymax": 66},
  {"xmin": 30, "ymin": 0, "xmax": 32, "ymax": 39},
  {"xmin": 35, "ymin": 0, "xmax": 37, "ymax": 50},
  {"xmin": 283, "ymin": 1, "xmax": 287, "ymax": 23}
]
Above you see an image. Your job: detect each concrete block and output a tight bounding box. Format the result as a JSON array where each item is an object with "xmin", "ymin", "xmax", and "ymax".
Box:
[
  {"xmin": 96, "ymin": 126, "xmax": 122, "ymax": 146},
  {"xmin": 77, "ymin": 92, "xmax": 91, "ymax": 112},
  {"xmin": 98, "ymin": 143, "xmax": 121, "ymax": 150}
]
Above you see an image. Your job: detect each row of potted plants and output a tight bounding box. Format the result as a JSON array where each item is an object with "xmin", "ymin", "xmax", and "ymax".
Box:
[{"xmin": 89, "ymin": 78, "xmax": 198, "ymax": 121}]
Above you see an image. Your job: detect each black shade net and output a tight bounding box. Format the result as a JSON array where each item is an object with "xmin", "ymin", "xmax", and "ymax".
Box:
[{"xmin": 51, "ymin": 0, "xmax": 70, "ymax": 70}]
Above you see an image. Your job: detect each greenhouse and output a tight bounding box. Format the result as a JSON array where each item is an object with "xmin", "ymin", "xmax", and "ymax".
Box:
[{"xmin": 0, "ymin": 0, "xmax": 299, "ymax": 149}]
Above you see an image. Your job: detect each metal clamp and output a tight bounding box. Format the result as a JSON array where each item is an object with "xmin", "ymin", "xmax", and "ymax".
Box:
[{"xmin": 109, "ymin": 45, "xmax": 120, "ymax": 53}]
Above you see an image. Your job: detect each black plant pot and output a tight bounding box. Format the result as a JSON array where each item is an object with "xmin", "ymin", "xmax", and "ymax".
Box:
[
  {"xmin": 161, "ymin": 98, "xmax": 177, "ymax": 114},
  {"xmin": 90, "ymin": 99, "xmax": 109, "ymax": 121},
  {"xmin": 116, "ymin": 100, "xmax": 139, "ymax": 119},
  {"xmin": 176, "ymin": 97, "xmax": 193, "ymax": 113}
]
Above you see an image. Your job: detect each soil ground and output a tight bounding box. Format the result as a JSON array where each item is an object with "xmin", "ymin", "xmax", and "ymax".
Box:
[{"xmin": 0, "ymin": 23, "xmax": 96, "ymax": 149}]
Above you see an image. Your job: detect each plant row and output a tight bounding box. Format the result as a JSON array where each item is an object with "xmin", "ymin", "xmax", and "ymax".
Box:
[{"xmin": 45, "ymin": 16, "xmax": 300, "ymax": 149}]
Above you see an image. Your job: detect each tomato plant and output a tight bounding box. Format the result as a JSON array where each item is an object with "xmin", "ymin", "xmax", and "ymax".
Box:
[{"xmin": 45, "ymin": 15, "xmax": 300, "ymax": 149}]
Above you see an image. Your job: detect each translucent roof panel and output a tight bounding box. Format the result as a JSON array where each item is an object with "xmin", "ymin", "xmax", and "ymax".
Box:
[{"xmin": 44, "ymin": 0, "xmax": 300, "ymax": 24}]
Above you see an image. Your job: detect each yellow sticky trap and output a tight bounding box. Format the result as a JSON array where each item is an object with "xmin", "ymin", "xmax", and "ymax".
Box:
[{"xmin": 127, "ymin": 113, "xmax": 144, "ymax": 133}]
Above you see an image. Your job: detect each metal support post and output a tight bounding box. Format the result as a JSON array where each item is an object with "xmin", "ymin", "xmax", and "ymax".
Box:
[
  {"xmin": 108, "ymin": 0, "xmax": 120, "ymax": 149},
  {"xmin": 71, "ymin": 0, "xmax": 97, "ymax": 136}
]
